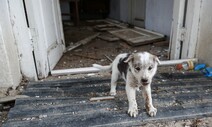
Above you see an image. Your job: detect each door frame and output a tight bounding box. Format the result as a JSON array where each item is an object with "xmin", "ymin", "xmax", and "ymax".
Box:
[
  {"xmin": 169, "ymin": 0, "xmax": 202, "ymax": 60},
  {"xmin": 7, "ymin": 0, "xmax": 38, "ymax": 80},
  {"xmin": 24, "ymin": 0, "xmax": 49, "ymax": 78}
]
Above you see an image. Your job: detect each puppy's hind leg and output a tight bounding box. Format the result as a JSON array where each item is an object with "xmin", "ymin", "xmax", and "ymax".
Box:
[{"xmin": 110, "ymin": 70, "xmax": 119, "ymax": 96}]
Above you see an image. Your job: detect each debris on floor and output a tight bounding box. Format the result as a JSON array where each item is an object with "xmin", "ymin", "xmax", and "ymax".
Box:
[
  {"xmin": 89, "ymin": 96, "xmax": 115, "ymax": 102},
  {"xmin": 0, "ymin": 95, "xmax": 29, "ymax": 104},
  {"xmin": 54, "ymin": 19, "xmax": 169, "ymax": 70},
  {"xmin": 94, "ymin": 24, "xmax": 121, "ymax": 32},
  {"xmin": 66, "ymin": 33, "xmax": 100, "ymax": 52},
  {"xmin": 109, "ymin": 28, "xmax": 165, "ymax": 46},
  {"xmin": 97, "ymin": 33, "xmax": 120, "ymax": 42}
]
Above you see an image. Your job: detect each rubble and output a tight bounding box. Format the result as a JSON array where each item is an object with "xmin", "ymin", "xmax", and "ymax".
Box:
[{"xmin": 66, "ymin": 33, "xmax": 100, "ymax": 52}]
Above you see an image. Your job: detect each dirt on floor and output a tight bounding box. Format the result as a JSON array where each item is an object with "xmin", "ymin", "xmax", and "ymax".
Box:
[{"xmin": 1, "ymin": 20, "xmax": 212, "ymax": 127}]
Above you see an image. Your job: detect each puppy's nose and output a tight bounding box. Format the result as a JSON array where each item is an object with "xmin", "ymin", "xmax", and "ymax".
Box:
[{"xmin": 141, "ymin": 79, "xmax": 148, "ymax": 83}]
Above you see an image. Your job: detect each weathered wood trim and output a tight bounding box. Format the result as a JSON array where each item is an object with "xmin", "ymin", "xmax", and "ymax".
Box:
[
  {"xmin": 181, "ymin": 0, "xmax": 202, "ymax": 59},
  {"xmin": 7, "ymin": 0, "xmax": 38, "ymax": 80},
  {"xmin": 169, "ymin": 0, "xmax": 186, "ymax": 59},
  {"xmin": 24, "ymin": 0, "xmax": 49, "ymax": 78}
]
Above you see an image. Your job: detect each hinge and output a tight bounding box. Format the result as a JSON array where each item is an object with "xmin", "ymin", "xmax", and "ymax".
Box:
[{"xmin": 179, "ymin": 27, "xmax": 186, "ymax": 42}]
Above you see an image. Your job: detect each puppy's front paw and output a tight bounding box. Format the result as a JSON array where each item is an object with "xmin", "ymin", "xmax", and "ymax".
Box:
[
  {"xmin": 110, "ymin": 90, "xmax": 116, "ymax": 96},
  {"xmin": 128, "ymin": 107, "xmax": 138, "ymax": 117},
  {"xmin": 147, "ymin": 107, "xmax": 157, "ymax": 117}
]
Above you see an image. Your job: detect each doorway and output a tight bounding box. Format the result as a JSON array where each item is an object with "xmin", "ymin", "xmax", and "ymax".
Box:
[{"xmin": 53, "ymin": 0, "xmax": 173, "ymax": 71}]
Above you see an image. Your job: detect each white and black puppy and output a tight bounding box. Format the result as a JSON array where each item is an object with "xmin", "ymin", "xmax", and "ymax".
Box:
[{"xmin": 93, "ymin": 52, "xmax": 160, "ymax": 117}]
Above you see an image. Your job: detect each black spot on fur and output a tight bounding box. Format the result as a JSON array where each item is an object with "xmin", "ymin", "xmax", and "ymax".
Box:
[{"xmin": 117, "ymin": 54, "xmax": 130, "ymax": 78}]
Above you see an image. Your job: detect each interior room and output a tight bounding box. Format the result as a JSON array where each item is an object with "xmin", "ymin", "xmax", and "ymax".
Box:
[{"xmin": 55, "ymin": 0, "xmax": 173, "ymax": 70}]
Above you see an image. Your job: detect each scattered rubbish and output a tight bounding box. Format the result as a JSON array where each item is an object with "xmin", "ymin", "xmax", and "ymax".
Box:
[
  {"xmin": 73, "ymin": 53, "xmax": 101, "ymax": 60},
  {"xmin": 104, "ymin": 55, "xmax": 113, "ymax": 62},
  {"xmin": 94, "ymin": 24, "xmax": 120, "ymax": 32},
  {"xmin": 3, "ymin": 106, "xmax": 11, "ymax": 110},
  {"xmin": 204, "ymin": 67, "xmax": 212, "ymax": 77},
  {"xmin": 194, "ymin": 64, "xmax": 206, "ymax": 71},
  {"xmin": 66, "ymin": 33, "xmax": 100, "ymax": 52},
  {"xmin": 109, "ymin": 28, "xmax": 164, "ymax": 46},
  {"xmin": 98, "ymin": 34, "xmax": 120, "ymax": 42},
  {"xmin": 0, "ymin": 95, "xmax": 29, "ymax": 104},
  {"xmin": 87, "ymin": 73, "xmax": 96, "ymax": 76},
  {"xmin": 119, "ymin": 42, "xmax": 131, "ymax": 49},
  {"xmin": 194, "ymin": 64, "xmax": 212, "ymax": 77},
  {"xmin": 176, "ymin": 61, "xmax": 194, "ymax": 70},
  {"xmin": 74, "ymin": 49, "xmax": 82, "ymax": 52},
  {"xmin": 89, "ymin": 96, "xmax": 115, "ymax": 101}
]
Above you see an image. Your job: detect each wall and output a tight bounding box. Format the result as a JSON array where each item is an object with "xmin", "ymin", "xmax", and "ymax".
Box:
[
  {"xmin": 109, "ymin": 0, "xmax": 173, "ymax": 36},
  {"xmin": 120, "ymin": 0, "xmax": 128, "ymax": 22},
  {"xmin": 109, "ymin": 0, "xmax": 121, "ymax": 21},
  {"xmin": 145, "ymin": 0, "xmax": 174, "ymax": 37},
  {"xmin": 0, "ymin": 0, "xmax": 22, "ymax": 88},
  {"xmin": 60, "ymin": 1, "xmax": 70, "ymax": 21},
  {"xmin": 197, "ymin": 0, "xmax": 212, "ymax": 66},
  {"xmin": 131, "ymin": 0, "xmax": 146, "ymax": 27},
  {"xmin": 109, "ymin": 0, "xmax": 144, "ymax": 26}
]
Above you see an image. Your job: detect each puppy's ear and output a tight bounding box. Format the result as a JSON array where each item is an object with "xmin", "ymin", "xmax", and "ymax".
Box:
[
  {"xmin": 124, "ymin": 54, "xmax": 134, "ymax": 63},
  {"xmin": 154, "ymin": 55, "xmax": 161, "ymax": 65}
]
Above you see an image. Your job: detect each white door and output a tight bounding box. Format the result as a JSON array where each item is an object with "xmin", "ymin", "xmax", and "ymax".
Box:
[
  {"xmin": 129, "ymin": 0, "xmax": 146, "ymax": 27},
  {"xmin": 25, "ymin": 0, "xmax": 65, "ymax": 78},
  {"xmin": 132, "ymin": 0, "xmax": 146, "ymax": 27},
  {"xmin": 169, "ymin": 0, "xmax": 201, "ymax": 59}
]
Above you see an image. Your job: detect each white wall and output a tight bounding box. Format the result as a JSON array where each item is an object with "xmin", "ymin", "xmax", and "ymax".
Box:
[
  {"xmin": 109, "ymin": 0, "xmax": 121, "ymax": 21},
  {"xmin": 109, "ymin": 0, "xmax": 173, "ymax": 36},
  {"xmin": 131, "ymin": 0, "xmax": 146, "ymax": 27},
  {"xmin": 197, "ymin": 0, "xmax": 212, "ymax": 66},
  {"xmin": 0, "ymin": 0, "xmax": 22, "ymax": 88},
  {"xmin": 145, "ymin": 0, "xmax": 174, "ymax": 37},
  {"xmin": 109, "ymin": 0, "xmax": 145, "ymax": 27},
  {"xmin": 120, "ymin": 0, "xmax": 128, "ymax": 22},
  {"xmin": 60, "ymin": 1, "xmax": 70, "ymax": 21}
]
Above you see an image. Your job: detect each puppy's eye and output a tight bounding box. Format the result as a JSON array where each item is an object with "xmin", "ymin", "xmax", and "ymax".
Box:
[
  {"xmin": 135, "ymin": 67, "xmax": 140, "ymax": 71},
  {"xmin": 148, "ymin": 66, "xmax": 153, "ymax": 71}
]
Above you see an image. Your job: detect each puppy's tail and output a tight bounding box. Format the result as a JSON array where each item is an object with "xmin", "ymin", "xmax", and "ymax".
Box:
[{"xmin": 92, "ymin": 64, "xmax": 112, "ymax": 72}]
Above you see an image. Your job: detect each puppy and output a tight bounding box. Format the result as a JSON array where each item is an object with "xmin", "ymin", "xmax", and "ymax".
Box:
[{"xmin": 93, "ymin": 52, "xmax": 160, "ymax": 117}]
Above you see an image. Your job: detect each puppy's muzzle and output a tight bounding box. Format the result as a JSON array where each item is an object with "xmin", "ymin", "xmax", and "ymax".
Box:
[{"xmin": 141, "ymin": 78, "xmax": 149, "ymax": 86}]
